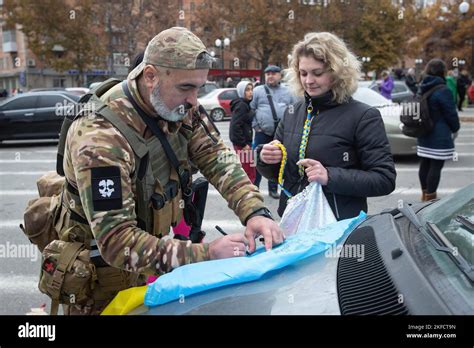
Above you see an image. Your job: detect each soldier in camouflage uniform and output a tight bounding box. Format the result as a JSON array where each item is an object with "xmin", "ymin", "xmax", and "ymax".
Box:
[{"xmin": 61, "ymin": 27, "xmax": 284, "ymax": 314}]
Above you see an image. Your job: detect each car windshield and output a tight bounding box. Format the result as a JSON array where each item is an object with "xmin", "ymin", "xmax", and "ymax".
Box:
[
  {"xmin": 419, "ymin": 183, "xmax": 474, "ymax": 265},
  {"xmin": 353, "ymin": 87, "xmax": 391, "ymax": 107}
]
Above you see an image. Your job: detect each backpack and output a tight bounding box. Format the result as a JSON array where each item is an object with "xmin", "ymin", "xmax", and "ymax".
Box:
[
  {"xmin": 19, "ymin": 79, "xmax": 124, "ymax": 314},
  {"xmin": 20, "ymin": 78, "xmax": 122, "ymax": 253},
  {"xmin": 400, "ymin": 84, "xmax": 445, "ymax": 138}
]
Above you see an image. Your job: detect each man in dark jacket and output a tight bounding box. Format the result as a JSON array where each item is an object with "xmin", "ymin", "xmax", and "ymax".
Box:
[
  {"xmin": 230, "ymin": 81, "xmax": 256, "ymax": 183},
  {"xmin": 457, "ymin": 70, "xmax": 471, "ymax": 111},
  {"xmin": 405, "ymin": 68, "xmax": 418, "ymax": 94}
]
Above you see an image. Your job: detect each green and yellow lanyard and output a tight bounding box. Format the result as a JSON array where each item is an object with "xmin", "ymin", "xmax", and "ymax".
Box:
[{"xmin": 276, "ymin": 102, "xmax": 317, "ymax": 198}]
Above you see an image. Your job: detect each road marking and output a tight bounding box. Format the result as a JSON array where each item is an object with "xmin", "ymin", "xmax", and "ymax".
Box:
[
  {"xmin": 390, "ymin": 188, "xmax": 459, "ymax": 195},
  {"xmin": 0, "ymin": 150, "xmax": 57, "ymax": 154},
  {"xmin": 0, "ymin": 172, "xmax": 46, "ymax": 175},
  {"xmin": 0, "ymin": 190, "xmax": 37, "ymax": 195},
  {"xmin": 454, "ymin": 142, "xmax": 474, "ymax": 145},
  {"xmin": 396, "ymin": 167, "xmax": 474, "ymax": 172},
  {"xmin": 0, "ymin": 275, "xmax": 40, "ymax": 292},
  {"xmin": 0, "ymin": 159, "xmax": 55, "ymax": 163},
  {"xmin": 0, "ymin": 218, "xmax": 245, "ymax": 232}
]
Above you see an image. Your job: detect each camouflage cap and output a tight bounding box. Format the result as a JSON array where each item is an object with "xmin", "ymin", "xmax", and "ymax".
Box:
[{"xmin": 129, "ymin": 27, "xmax": 212, "ymax": 80}]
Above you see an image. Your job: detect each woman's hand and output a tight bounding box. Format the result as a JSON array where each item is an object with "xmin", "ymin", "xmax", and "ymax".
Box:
[
  {"xmin": 260, "ymin": 140, "xmax": 283, "ymax": 164},
  {"xmin": 297, "ymin": 159, "xmax": 328, "ymax": 185}
]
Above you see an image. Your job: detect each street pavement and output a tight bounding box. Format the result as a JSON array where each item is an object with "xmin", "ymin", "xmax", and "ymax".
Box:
[{"xmin": 0, "ymin": 113, "xmax": 473, "ymax": 314}]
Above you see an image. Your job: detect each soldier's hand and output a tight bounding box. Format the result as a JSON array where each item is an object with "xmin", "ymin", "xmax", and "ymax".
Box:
[
  {"xmin": 209, "ymin": 234, "xmax": 249, "ymax": 260},
  {"xmin": 245, "ymin": 216, "xmax": 285, "ymax": 253},
  {"xmin": 260, "ymin": 140, "xmax": 282, "ymax": 164}
]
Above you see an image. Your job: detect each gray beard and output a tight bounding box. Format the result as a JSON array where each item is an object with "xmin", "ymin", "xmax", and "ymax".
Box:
[{"xmin": 150, "ymin": 85, "xmax": 186, "ymax": 122}]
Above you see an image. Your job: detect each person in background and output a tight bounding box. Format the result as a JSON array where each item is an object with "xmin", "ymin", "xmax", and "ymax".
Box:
[
  {"xmin": 446, "ymin": 70, "xmax": 458, "ymax": 106},
  {"xmin": 257, "ymin": 32, "xmax": 396, "ymax": 220},
  {"xmin": 230, "ymin": 81, "xmax": 256, "ymax": 183},
  {"xmin": 457, "ymin": 69, "xmax": 471, "ymax": 112},
  {"xmin": 417, "ymin": 59, "xmax": 460, "ymax": 201},
  {"xmin": 129, "ymin": 51, "xmax": 144, "ymax": 73},
  {"xmin": 405, "ymin": 68, "xmax": 418, "ymax": 95},
  {"xmin": 379, "ymin": 71, "xmax": 394, "ymax": 100},
  {"xmin": 251, "ymin": 65, "xmax": 295, "ymax": 199}
]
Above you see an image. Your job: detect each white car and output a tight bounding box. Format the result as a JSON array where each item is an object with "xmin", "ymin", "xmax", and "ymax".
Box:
[
  {"xmin": 353, "ymin": 87, "xmax": 417, "ymax": 156},
  {"xmin": 198, "ymin": 88, "xmax": 238, "ymax": 122}
]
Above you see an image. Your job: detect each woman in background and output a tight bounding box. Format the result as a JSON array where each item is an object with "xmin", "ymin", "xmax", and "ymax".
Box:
[
  {"xmin": 230, "ymin": 81, "xmax": 256, "ymax": 183},
  {"xmin": 417, "ymin": 59, "xmax": 460, "ymax": 201}
]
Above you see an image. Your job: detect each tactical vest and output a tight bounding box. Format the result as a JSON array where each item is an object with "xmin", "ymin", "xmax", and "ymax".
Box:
[{"xmin": 57, "ymin": 78, "xmax": 192, "ymax": 260}]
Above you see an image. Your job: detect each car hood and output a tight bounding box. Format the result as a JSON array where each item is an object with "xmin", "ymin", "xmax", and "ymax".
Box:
[{"xmin": 134, "ymin": 238, "xmax": 345, "ymax": 315}]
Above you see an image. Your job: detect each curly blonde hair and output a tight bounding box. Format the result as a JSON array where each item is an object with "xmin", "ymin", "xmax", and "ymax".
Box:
[{"xmin": 286, "ymin": 32, "xmax": 361, "ymax": 104}]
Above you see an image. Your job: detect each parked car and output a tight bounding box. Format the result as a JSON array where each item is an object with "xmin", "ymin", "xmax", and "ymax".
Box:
[
  {"xmin": 66, "ymin": 87, "xmax": 89, "ymax": 96},
  {"xmin": 0, "ymin": 91, "xmax": 80, "ymax": 143},
  {"xmin": 353, "ymin": 87, "xmax": 417, "ymax": 155},
  {"xmin": 134, "ymin": 182, "xmax": 473, "ymax": 315},
  {"xmin": 198, "ymin": 81, "xmax": 218, "ymax": 98},
  {"xmin": 198, "ymin": 88, "xmax": 238, "ymax": 121},
  {"xmin": 29, "ymin": 87, "xmax": 67, "ymax": 92},
  {"xmin": 359, "ymin": 80, "xmax": 415, "ymax": 104}
]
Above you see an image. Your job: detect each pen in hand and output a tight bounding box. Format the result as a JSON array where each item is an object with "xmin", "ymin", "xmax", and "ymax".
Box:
[{"xmin": 215, "ymin": 225, "xmax": 252, "ymax": 256}]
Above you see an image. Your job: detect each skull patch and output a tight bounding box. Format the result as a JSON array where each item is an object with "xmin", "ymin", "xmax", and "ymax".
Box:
[
  {"xmin": 91, "ymin": 166, "xmax": 122, "ymax": 211},
  {"xmin": 98, "ymin": 179, "xmax": 115, "ymax": 198}
]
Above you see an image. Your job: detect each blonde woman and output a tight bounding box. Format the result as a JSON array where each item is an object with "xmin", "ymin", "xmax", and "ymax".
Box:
[{"xmin": 257, "ymin": 32, "xmax": 396, "ymax": 220}]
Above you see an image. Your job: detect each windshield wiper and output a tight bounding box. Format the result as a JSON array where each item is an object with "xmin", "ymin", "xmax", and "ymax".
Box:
[
  {"xmin": 396, "ymin": 202, "xmax": 474, "ymax": 282},
  {"xmin": 456, "ymin": 215, "xmax": 474, "ymax": 233}
]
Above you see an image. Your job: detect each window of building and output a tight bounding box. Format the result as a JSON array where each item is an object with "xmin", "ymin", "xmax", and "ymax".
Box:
[
  {"xmin": 2, "ymin": 29, "xmax": 15, "ymax": 44},
  {"xmin": 53, "ymin": 78, "xmax": 66, "ymax": 88}
]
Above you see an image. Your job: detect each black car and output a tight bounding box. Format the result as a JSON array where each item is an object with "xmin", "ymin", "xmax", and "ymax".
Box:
[
  {"xmin": 136, "ymin": 183, "xmax": 473, "ymax": 315},
  {"xmin": 0, "ymin": 92, "xmax": 80, "ymax": 143}
]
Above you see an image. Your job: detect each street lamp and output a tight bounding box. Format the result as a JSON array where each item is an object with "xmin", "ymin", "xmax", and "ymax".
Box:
[
  {"xmin": 361, "ymin": 56, "xmax": 371, "ymax": 79},
  {"xmin": 415, "ymin": 58, "xmax": 423, "ymax": 81},
  {"xmin": 459, "ymin": 1, "xmax": 474, "ymax": 77},
  {"xmin": 215, "ymin": 37, "xmax": 230, "ymax": 87}
]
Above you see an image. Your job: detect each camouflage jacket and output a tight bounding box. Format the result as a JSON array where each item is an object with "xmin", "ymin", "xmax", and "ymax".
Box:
[{"xmin": 63, "ymin": 78, "xmax": 265, "ymax": 276}]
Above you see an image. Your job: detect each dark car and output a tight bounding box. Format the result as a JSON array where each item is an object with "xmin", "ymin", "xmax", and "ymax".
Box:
[
  {"xmin": 135, "ymin": 183, "xmax": 473, "ymax": 315},
  {"xmin": 0, "ymin": 91, "xmax": 80, "ymax": 143},
  {"xmin": 359, "ymin": 80, "xmax": 415, "ymax": 104}
]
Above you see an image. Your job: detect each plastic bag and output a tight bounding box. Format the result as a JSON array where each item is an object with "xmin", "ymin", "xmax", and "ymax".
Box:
[
  {"xmin": 280, "ymin": 182, "xmax": 337, "ymax": 236},
  {"xmin": 144, "ymin": 211, "xmax": 366, "ymax": 307}
]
